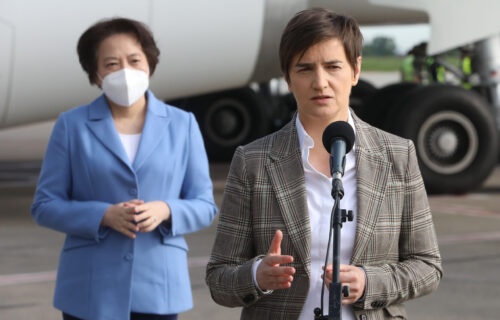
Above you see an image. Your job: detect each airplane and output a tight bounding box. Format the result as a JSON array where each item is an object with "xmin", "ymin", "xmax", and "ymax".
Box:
[{"xmin": 1, "ymin": 0, "xmax": 500, "ymax": 194}]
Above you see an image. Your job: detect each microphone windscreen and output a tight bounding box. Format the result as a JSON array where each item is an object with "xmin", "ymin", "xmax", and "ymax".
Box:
[{"xmin": 322, "ymin": 121, "xmax": 355, "ymax": 154}]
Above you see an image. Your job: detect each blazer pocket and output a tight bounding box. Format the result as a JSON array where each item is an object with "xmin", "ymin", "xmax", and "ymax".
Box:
[
  {"xmin": 161, "ymin": 236, "xmax": 189, "ymax": 251},
  {"xmin": 384, "ymin": 304, "xmax": 407, "ymax": 319},
  {"xmin": 63, "ymin": 235, "xmax": 98, "ymax": 251}
]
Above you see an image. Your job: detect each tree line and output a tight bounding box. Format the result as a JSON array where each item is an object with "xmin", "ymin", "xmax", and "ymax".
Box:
[{"xmin": 363, "ymin": 36, "xmax": 397, "ymax": 56}]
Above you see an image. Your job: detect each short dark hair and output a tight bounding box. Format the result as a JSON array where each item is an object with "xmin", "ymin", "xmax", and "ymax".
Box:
[
  {"xmin": 77, "ymin": 17, "xmax": 160, "ymax": 85},
  {"xmin": 279, "ymin": 8, "xmax": 363, "ymax": 81}
]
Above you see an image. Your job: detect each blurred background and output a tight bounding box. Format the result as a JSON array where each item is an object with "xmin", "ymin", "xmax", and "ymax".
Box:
[{"xmin": 1, "ymin": 0, "xmax": 500, "ymax": 319}]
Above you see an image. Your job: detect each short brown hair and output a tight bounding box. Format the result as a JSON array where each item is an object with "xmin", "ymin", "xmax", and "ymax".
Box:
[
  {"xmin": 279, "ymin": 8, "xmax": 363, "ymax": 81},
  {"xmin": 77, "ymin": 17, "xmax": 160, "ymax": 85}
]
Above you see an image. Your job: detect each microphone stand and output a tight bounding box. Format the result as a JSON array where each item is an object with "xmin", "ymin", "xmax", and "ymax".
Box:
[{"xmin": 314, "ymin": 176, "xmax": 353, "ymax": 320}]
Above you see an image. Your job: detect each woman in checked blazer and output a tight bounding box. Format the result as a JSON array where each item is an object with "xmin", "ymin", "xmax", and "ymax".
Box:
[{"xmin": 206, "ymin": 8, "xmax": 442, "ymax": 320}]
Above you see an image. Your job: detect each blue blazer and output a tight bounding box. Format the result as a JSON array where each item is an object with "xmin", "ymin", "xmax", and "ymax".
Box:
[{"xmin": 32, "ymin": 91, "xmax": 217, "ymax": 320}]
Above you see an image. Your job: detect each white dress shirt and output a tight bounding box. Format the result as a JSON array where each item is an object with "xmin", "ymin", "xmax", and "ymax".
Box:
[
  {"xmin": 296, "ymin": 113, "xmax": 357, "ymax": 320},
  {"xmin": 118, "ymin": 133, "xmax": 142, "ymax": 164},
  {"xmin": 252, "ymin": 113, "xmax": 358, "ymax": 320}
]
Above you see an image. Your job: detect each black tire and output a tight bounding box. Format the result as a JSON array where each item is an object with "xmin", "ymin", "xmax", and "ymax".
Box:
[
  {"xmin": 189, "ymin": 88, "xmax": 270, "ymax": 161},
  {"xmin": 389, "ymin": 84, "xmax": 498, "ymax": 194},
  {"xmin": 275, "ymin": 92, "xmax": 297, "ymax": 128},
  {"xmin": 350, "ymin": 79, "xmax": 377, "ymax": 119},
  {"xmin": 362, "ymin": 82, "xmax": 420, "ymax": 129}
]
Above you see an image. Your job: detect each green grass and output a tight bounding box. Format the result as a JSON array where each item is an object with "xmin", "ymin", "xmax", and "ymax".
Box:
[
  {"xmin": 361, "ymin": 56, "xmax": 403, "ymax": 71},
  {"xmin": 443, "ymin": 56, "xmax": 460, "ymax": 67},
  {"xmin": 361, "ymin": 55, "xmax": 462, "ymax": 72}
]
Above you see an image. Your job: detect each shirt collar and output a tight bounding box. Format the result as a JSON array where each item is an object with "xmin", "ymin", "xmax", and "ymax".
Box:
[{"xmin": 295, "ymin": 110, "xmax": 357, "ymax": 163}]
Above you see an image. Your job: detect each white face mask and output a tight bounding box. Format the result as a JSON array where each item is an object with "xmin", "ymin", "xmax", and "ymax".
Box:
[{"xmin": 100, "ymin": 68, "xmax": 149, "ymax": 107}]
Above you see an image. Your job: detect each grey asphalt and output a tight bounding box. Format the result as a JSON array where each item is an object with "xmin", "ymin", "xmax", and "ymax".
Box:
[{"xmin": 1, "ymin": 163, "xmax": 500, "ymax": 320}]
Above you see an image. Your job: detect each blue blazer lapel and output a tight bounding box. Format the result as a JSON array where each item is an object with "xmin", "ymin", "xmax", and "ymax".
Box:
[
  {"xmin": 86, "ymin": 95, "xmax": 131, "ymax": 169},
  {"xmin": 266, "ymin": 120, "xmax": 312, "ymax": 278},
  {"xmin": 132, "ymin": 91, "xmax": 169, "ymax": 171},
  {"xmin": 350, "ymin": 114, "xmax": 392, "ymax": 265}
]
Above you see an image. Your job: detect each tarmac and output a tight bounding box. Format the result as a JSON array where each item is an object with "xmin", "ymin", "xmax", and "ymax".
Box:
[{"xmin": 1, "ymin": 162, "xmax": 500, "ymax": 320}]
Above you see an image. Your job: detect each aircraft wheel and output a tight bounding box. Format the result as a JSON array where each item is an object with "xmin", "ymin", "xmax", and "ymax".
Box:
[
  {"xmin": 194, "ymin": 88, "xmax": 269, "ymax": 161},
  {"xmin": 389, "ymin": 84, "xmax": 498, "ymax": 194},
  {"xmin": 350, "ymin": 79, "xmax": 377, "ymax": 121},
  {"xmin": 360, "ymin": 82, "xmax": 420, "ymax": 129}
]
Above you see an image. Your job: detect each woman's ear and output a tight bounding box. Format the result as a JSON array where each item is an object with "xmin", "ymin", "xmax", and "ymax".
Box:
[
  {"xmin": 352, "ymin": 56, "xmax": 362, "ymax": 86},
  {"xmin": 94, "ymin": 73, "xmax": 103, "ymax": 89}
]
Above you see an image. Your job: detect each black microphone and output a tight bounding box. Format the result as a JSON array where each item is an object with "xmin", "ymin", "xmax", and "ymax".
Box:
[{"xmin": 322, "ymin": 121, "xmax": 355, "ymax": 199}]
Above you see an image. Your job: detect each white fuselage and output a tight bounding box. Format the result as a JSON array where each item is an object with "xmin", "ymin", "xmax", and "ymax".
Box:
[
  {"xmin": 2, "ymin": 0, "xmax": 500, "ymax": 160},
  {"xmin": 0, "ymin": 0, "xmax": 268, "ymax": 127}
]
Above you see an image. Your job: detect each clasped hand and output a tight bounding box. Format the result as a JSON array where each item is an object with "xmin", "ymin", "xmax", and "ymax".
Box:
[{"xmin": 101, "ymin": 199, "xmax": 171, "ymax": 239}]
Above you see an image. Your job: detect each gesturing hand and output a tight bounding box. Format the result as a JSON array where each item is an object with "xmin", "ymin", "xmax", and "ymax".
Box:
[
  {"xmin": 101, "ymin": 199, "xmax": 144, "ymax": 239},
  {"xmin": 256, "ymin": 230, "xmax": 296, "ymax": 291},
  {"xmin": 323, "ymin": 263, "xmax": 366, "ymax": 305}
]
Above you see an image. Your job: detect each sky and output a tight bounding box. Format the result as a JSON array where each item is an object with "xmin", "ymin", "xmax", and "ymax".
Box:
[{"xmin": 360, "ymin": 24, "xmax": 431, "ymax": 54}]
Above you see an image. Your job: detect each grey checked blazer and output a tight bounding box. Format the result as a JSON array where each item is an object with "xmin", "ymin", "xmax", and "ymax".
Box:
[{"xmin": 206, "ymin": 112, "xmax": 442, "ymax": 320}]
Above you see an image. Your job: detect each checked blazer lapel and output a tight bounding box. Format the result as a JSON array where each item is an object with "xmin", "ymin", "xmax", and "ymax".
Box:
[
  {"xmin": 350, "ymin": 114, "xmax": 392, "ymax": 265},
  {"xmin": 266, "ymin": 120, "xmax": 312, "ymax": 278}
]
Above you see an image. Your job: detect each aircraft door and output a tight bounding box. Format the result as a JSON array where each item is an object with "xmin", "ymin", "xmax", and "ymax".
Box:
[{"xmin": 0, "ymin": 19, "xmax": 13, "ymax": 125}]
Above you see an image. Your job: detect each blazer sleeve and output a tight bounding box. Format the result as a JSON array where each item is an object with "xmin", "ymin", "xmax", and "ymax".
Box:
[
  {"xmin": 159, "ymin": 113, "xmax": 217, "ymax": 237},
  {"xmin": 31, "ymin": 114, "xmax": 110, "ymax": 241},
  {"xmin": 205, "ymin": 146, "xmax": 263, "ymax": 307},
  {"xmin": 355, "ymin": 140, "xmax": 443, "ymax": 310}
]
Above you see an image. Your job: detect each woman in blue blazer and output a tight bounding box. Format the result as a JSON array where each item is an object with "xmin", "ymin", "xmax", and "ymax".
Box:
[{"xmin": 31, "ymin": 18, "xmax": 217, "ymax": 320}]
